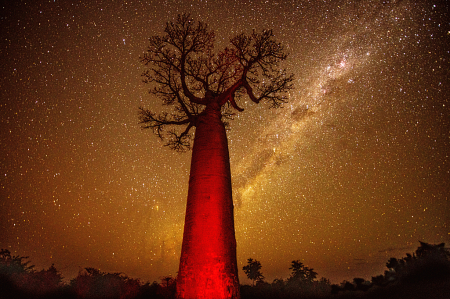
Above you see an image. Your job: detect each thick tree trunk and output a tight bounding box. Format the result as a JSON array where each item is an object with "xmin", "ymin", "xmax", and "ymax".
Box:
[{"xmin": 176, "ymin": 103, "xmax": 240, "ymax": 299}]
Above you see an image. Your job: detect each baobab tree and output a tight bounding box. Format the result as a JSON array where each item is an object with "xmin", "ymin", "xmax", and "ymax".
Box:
[{"xmin": 139, "ymin": 14, "xmax": 294, "ymax": 299}]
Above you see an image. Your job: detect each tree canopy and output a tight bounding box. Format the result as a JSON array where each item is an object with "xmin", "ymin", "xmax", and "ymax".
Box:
[
  {"xmin": 243, "ymin": 258, "xmax": 265, "ymax": 285},
  {"xmin": 139, "ymin": 14, "xmax": 294, "ymax": 151},
  {"xmin": 288, "ymin": 260, "xmax": 317, "ymax": 284}
]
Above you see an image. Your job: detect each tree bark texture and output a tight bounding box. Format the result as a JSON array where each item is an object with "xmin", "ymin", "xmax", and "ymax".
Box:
[{"xmin": 176, "ymin": 103, "xmax": 240, "ymax": 299}]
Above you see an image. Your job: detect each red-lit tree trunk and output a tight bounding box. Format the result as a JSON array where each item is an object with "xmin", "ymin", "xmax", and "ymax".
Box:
[{"xmin": 176, "ymin": 102, "xmax": 240, "ymax": 299}]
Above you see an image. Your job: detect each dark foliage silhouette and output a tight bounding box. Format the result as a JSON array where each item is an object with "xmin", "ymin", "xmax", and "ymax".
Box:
[
  {"xmin": 70, "ymin": 267, "xmax": 140, "ymax": 299},
  {"xmin": 288, "ymin": 260, "xmax": 318, "ymax": 285},
  {"xmin": 240, "ymin": 259, "xmax": 330, "ymax": 299},
  {"xmin": 0, "ymin": 248, "xmax": 35, "ymax": 275},
  {"xmin": 379, "ymin": 241, "xmax": 450, "ymax": 285},
  {"xmin": 0, "ymin": 249, "xmax": 65, "ymax": 298},
  {"xmin": 352, "ymin": 277, "xmax": 370, "ymax": 292},
  {"xmin": 2, "ymin": 241, "xmax": 449, "ymax": 299},
  {"xmin": 242, "ymin": 258, "xmax": 264, "ymax": 286},
  {"xmin": 331, "ymin": 241, "xmax": 450, "ymax": 298}
]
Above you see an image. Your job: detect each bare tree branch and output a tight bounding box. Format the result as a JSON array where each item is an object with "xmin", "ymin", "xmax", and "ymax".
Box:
[{"xmin": 140, "ymin": 14, "xmax": 294, "ymax": 151}]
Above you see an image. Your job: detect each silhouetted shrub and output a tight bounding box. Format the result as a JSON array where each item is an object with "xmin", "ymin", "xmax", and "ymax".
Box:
[{"xmin": 70, "ymin": 267, "xmax": 140, "ymax": 299}]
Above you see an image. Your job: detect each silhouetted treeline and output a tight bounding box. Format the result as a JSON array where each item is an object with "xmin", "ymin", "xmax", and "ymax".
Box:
[
  {"xmin": 328, "ymin": 241, "xmax": 450, "ymax": 299},
  {"xmin": 241, "ymin": 258, "xmax": 331, "ymax": 298},
  {"xmin": 1, "ymin": 241, "xmax": 449, "ymax": 299},
  {"xmin": 0, "ymin": 248, "xmax": 173, "ymax": 299}
]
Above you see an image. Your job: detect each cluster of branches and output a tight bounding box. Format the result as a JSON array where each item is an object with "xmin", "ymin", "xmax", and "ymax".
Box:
[{"xmin": 139, "ymin": 14, "xmax": 294, "ymax": 151}]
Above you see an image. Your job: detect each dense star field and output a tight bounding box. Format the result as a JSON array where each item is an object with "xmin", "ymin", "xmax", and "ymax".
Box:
[{"xmin": 1, "ymin": 0, "xmax": 449, "ymax": 285}]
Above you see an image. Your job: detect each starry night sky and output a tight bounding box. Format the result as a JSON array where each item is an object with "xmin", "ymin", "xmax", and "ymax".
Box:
[{"xmin": 1, "ymin": 0, "xmax": 449, "ymax": 285}]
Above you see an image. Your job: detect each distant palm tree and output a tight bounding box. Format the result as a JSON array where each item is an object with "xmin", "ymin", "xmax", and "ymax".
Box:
[{"xmin": 243, "ymin": 258, "xmax": 264, "ymax": 286}]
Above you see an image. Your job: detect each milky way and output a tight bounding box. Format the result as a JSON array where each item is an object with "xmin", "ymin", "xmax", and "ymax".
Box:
[{"xmin": 1, "ymin": 0, "xmax": 449, "ymax": 284}]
